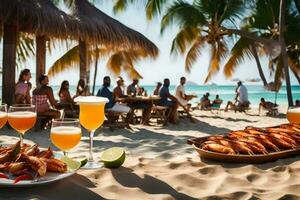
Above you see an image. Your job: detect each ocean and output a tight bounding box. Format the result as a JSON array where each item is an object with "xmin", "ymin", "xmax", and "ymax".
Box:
[
  {"xmin": 1, "ymin": 84, "xmax": 299, "ymax": 106},
  {"xmin": 50, "ymin": 84, "xmax": 299, "ymax": 106}
]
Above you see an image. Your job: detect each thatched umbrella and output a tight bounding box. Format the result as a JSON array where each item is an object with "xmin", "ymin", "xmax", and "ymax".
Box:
[
  {"xmin": 70, "ymin": 0, "xmax": 158, "ymax": 84},
  {"xmin": 0, "ymin": 0, "xmax": 80, "ymax": 105}
]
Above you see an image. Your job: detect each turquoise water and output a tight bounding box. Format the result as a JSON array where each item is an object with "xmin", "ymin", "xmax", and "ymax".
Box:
[
  {"xmin": 1, "ymin": 85, "xmax": 299, "ymax": 106},
  {"xmin": 56, "ymin": 85, "xmax": 300, "ymax": 106}
]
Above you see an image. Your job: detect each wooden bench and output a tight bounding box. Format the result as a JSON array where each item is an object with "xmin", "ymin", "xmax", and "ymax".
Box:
[
  {"xmin": 151, "ymin": 105, "xmax": 169, "ymax": 125},
  {"xmin": 104, "ymin": 110, "xmax": 130, "ymax": 131}
]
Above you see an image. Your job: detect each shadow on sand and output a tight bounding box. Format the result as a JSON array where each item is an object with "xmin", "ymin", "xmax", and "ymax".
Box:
[{"xmin": 111, "ymin": 167, "xmax": 197, "ymax": 200}]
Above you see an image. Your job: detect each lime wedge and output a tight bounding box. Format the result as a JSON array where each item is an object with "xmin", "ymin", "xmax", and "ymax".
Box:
[
  {"xmin": 100, "ymin": 147, "xmax": 126, "ymax": 168},
  {"xmin": 60, "ymin": 156, "xmax": 81, "ymax": 172},
  {"xmin": 80, "ymin": 158, "xmax": 88, "ymax": 167}
]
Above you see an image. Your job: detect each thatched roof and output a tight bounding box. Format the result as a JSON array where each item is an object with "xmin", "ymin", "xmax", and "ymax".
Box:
[
  {"xmin": 71, "ymin": 0, "xmax": 158, "ymax": 58},
  {"xmin": 0, "ymin": 0, "xmax": 80, "ymax": 39}
]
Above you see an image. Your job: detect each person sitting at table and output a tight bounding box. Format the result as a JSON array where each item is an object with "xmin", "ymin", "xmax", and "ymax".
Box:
[
  {"xmin": 74, "ymin": 79, "xmax": 90, "ymax": 98},
  {"xmin": 138, "ymin": 87, "xmax": 147, "ymax": 96},
  {"xmin": 15, "ymin": 69, "xmax": 32, "ymax": 104},
  {"xmin": 153, "ymin": 82, "xmax": 162, "ymax": 96},
  {"xmin": 259, "ymin": 98, "xmax": 278, "ymax": 116},
  {"xmin": 58, "ymin": 80, "xmax": 77, "ymax": 117},
  {"xmin": 113, "ymin": 77, "xmax": 127, "ymax": 100},
  {"xmin": 175, "ymin": 77, "xmax": 192, "ymax": 110},
  {"xmin": 126, "ymin": 78, "xmax": 140, "ymax": 96},
  {"xmin": 97, "ymin": 76, "xmax": 131, "ymax": 114},
  {"xmin": 32, "ymin": 75, "xmax": 61, "ymax": 120},
  {"xmin": 159, "ymin": 78, "xmax": 179, "ymax": 124}
]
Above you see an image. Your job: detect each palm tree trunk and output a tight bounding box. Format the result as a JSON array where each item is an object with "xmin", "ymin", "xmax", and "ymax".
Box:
[
  {"xmin": 2, "ymin": 21, "xmax": 17, "ymax": 106},
  {"xmin": 92, "ymin": 47, "xmax": 99, "ymax": 95},
  {"xmin": 279, "ymin": 0, "xmax": 293, "ymax": 106},
  {"xmin": 250, "ymin": 43, "xmax": 268, "ymax": 86},
  {"xmin": 79, "ymin": 39, "xmax": 88, "ymax": 85},
  {"xmin": 36, "ymin": 35, "xmax": 46, "ymax": 86}
]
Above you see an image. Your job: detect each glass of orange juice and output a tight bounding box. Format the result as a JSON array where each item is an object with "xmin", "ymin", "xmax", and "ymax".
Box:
[
  {"xmin": 74, "ymin": 96, "xmax": 108, "ymax": 169},
  {"xmin": 50, "ymin": 119, "xmax": 82, "ymax": 156},
  {"xmin": 0, "ymin": 104, "xmax": 7, "ymax": 128},
  {"xmin": 8, "ymin": 104, "xmax": 36, "ymax": 146},
  {"xmin": 287, "ymin": 107, "xmax": 300, "ymax": 123}
]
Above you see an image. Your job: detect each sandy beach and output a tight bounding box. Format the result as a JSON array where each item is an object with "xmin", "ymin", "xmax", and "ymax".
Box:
[{"xmin": 1, "ymin": 106, "xmax": 299, "ymax": 200}]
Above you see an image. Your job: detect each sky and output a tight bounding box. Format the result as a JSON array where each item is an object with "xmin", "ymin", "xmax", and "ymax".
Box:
[{"xmin": 1, "ymin": 1, "xmax": 298, "ymax": 86}]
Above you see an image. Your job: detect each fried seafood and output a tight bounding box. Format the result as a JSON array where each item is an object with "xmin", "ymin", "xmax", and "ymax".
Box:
[
  {"xmin": 0, "ymin": 142, "xmax": 68, "ymax": 182},
  {"xmin": 200, "ymin": 124, "xmax": 300, "ymax": 154}
]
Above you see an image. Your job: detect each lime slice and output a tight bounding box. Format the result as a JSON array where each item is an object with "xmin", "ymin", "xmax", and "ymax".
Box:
[
  {"xmin": 60, "ymin": 156, "xmax": 81, "ymax": 172},
  {"xmin": 100, "ymin": 147, "xmax": 126, "ymax": 168},
  {"xmin": 79, "ymin": 158, "xmax": 88, "ymax": 167}
]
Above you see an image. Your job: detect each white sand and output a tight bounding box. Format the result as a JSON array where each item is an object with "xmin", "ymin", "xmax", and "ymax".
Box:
[{"xmin": 1, "ymin": 106, "xmax": 299, "ymax": 200}]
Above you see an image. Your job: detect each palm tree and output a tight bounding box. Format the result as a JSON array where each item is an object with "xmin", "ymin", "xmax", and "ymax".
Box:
[{"xmin": 159, "ymin": 0, "xmax": 246, "ymax": 83}]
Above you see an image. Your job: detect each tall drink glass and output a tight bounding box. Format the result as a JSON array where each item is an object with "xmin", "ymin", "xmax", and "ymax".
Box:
[
  {"xmin": 74, "ymin": 96, "xmax": 108, "ymax": 169},
  {"xmin": 8, "ymin": 104, "xmax": 36, "ymax": 146},
  {"xmin": 287, "ymin": 107, "xmax": 300, "ymax": 123},
  {"xmin": 51, "ymin": 119, "xmax": 82, "ymax": 156},
  {"xmin": 0, "ymin": 104, "xmax": 7, "ymax": 128}
]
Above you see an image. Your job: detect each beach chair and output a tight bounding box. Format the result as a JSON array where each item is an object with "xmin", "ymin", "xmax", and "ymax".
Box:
[
  {"xmin": 210, "ymin": 103, "xmax": 222, "ymax": 114},
  {"xmin": 177, "ymin": 103, "xmax": 195, "ymax": 123}
]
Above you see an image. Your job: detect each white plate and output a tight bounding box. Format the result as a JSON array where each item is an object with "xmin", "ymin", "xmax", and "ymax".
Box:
[
  {"xmin": 0, "ymin": 171, "xmax": 75, "ymax": 187},
  {"xmin": 0, "ymin": 150, "xmax": 75, "ymax": 187}
]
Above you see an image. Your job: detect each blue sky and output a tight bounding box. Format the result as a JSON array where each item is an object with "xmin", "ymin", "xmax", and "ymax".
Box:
[{"xmin": 5, "ymin": 1, "xmax": 299, "ymax": 86}]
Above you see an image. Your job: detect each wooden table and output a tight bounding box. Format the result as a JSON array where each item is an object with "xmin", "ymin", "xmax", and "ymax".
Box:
[{"xmin": 116, "ymin": 96, "xmax": 161, "ymax": 104}]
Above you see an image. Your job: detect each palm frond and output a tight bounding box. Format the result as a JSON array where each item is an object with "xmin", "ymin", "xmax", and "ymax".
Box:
[
  {"xmin": 204, "ymin": 40, "xmax": 228, "ymax": 83},
  {"xmin": 146, "ymin": 0, "xmax": 168, "ymax": 20},
  {"xmin": 223, "ymin": 37, "xmax": 253, "ymax": 78},
  {"xmin": 47, "ymin": 45, "xmax": 80, "ymax": 78},
  {"xmin": 161, "ymin": 0, "xmax": 206, "ymax": 34},
  {"xmin": 170, "ymin": 26, "xmax": 200, "ymax": 55},
  {"xmin": 185, "ymin": 37, "xmax": 206, "ymax": 72},
  {"xmin": 106, "ymin": 51, "xmax": 144, "ymax": 79}
]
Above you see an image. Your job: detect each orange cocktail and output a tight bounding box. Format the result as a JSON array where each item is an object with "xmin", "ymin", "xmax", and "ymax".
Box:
[
  {"xmin": 79, "ymin": 104, "xmax": 105, "ymax": 131},
  {"xmin": 8, "ymin": 105, "xmax": 36, "ymax": 146},
  {"xmin": 287, "ymin": 107, "xmax": 300, "ymax": 123},
  {"xmin": 8, "ymin": 111, "xmax": 37, "ymax": 134},
  {"xmin": 74, "ymin": 96, "xmax": 108, "ymax": 169},
  {"xmin": 51, "ymin": 126, "xmax": 81, "ymax": 151},
  {"xmin": 0, "ymin": 111, "xmax": 7, "ymax": 128}
]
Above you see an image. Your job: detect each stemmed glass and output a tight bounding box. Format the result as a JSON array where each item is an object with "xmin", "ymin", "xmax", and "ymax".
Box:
[
  {"xmin": 50, "ymin": 119, "xmax": 82, "ymax": 156},
  {"xmin": 74, "ymin": 96, "xmax": 108, "ymax": 169},
  {"xmin": 0, "ymin": 104, "xmax": 7, "ymax": 128},
  {"xmin": 8, "ymin": 104, "xmax": 36, "ymax": 146},
  {"xmin": 287, "ymin": 106, "xmax": 300, "ymax": 123}
]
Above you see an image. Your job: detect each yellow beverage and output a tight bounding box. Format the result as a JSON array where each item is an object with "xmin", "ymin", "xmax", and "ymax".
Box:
[
  {"xmin": 287, "ymin": 108, "xmax": 300, "ymax": 123},
  {"xmin": 79, "ymin": 104, "xmax": 105, "ymax": 131},
  {"xmin": 0, "ymin": 111, "xmax": 7, "ymax": 128},
  {"xmin": 8, "ymin": 111, "xmax": 37, "ymax": 134},
  {"xmin": 74, "ymin": 96, "xmax": 108, "ymax": 131},
  {"xmin": 51, "ymin": 126, "xmax": 82, "ymax": 151}
]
